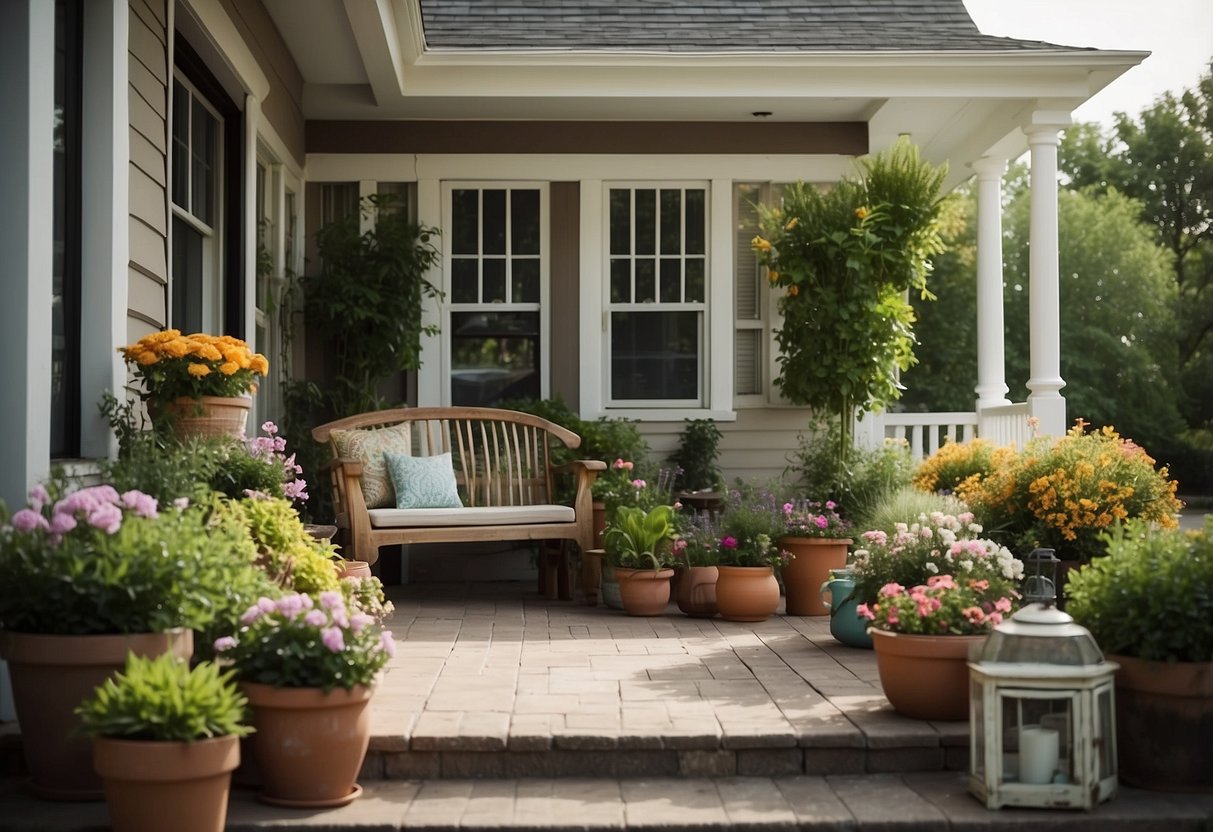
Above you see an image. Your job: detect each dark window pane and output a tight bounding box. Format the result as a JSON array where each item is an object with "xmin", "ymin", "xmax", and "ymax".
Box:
[
  {"xmin": 635, "ymin": 258, "xmax": 656, "ymax": 303},
  {"xmin": 685, "ymin": 258, "xmax": 705, "ymax": 303},
  {"xmin": 451, "ymin": 189, "xmax": 479, "ymax": 255},
  {"xmin": 660, "ymin": 189, "xmax": 681, "ymax": 254},
  {"xmin": 190, "ymin": 98, "xmax": 216, "ymax": 224},
  {"xmin": 451, "ymin": 311, "xmax": 541, "ymax": 406},
  {"xmin": 611, "ymin": 311, "xmax": 700, "ymax": 400},
  {"xmin": 321, "ymin": 183, "xmax": 358, "ymax": 225},
  {"xmin": 511, "ymin": 189, "xmax": 540, "ymax": 255},
  {"xmin": 171, "ymin": 84, "xmax": 189, "ymax": 209},
  {"xmin": 483, "ymin": 189, "xmax": 506, "ymax": 255},
  {"xmin": 610, "ymin": 259, "xmax": 631, "ymax": 303},
  {"xmin": 483, "ymin": 258, "xmax": 506, "ymax": 302},
  {"xmin": 512, "ymin": 258, "xmax": 539, "ymax": 303},
  {"xmin": 609, "ymin": 189, "xmax": 631, "ymax": 255},
  {"xmin": 172, "ymin": 216, "xmax": 204, "ymax": 333},
  {"xmin": 452, "ymin": 258, "xmax": 478, "ymax": 303},
  {"xmin": 660, "ymin": 258, "xmax": 681, "ymax": 302},
  {"xmin": 635, "ymin": 189, "xmax": 656, "ymax": 255},
  {"xmin": 685, "ymin": 189, "xmax": 706, "ymax": 255}
]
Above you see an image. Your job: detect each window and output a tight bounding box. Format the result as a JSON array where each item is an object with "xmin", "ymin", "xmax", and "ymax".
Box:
[
  {"xmin": 607, "ymin": 185, "xmax": 707, "ymax": 406},
  {"xmin": 445, "ymin": 185, "xmax": 546, "ymax": 407},
  {"xmin": 170, "ymin": 73, "xmax": 222, "ymax": 333},
  {"xmin": 51, "ymin": 0, "xmax": 82, "ymax": 458}
]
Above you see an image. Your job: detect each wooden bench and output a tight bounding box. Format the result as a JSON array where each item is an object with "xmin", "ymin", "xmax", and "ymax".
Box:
[{"xmin": 311, "ymin": 407, "xmax": 605, "ymax": 598}]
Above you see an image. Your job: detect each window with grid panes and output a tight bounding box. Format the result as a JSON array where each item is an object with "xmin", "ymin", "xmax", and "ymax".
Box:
[
  {"xmin": 607, "ymin": 185, "xmax": 707, "ymax": 405},
  {"xmin": 447, "ymin": 186, "xmax": 544, "ymax": 407}
]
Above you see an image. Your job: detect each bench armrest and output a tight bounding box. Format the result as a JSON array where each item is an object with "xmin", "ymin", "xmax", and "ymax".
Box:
[
  {"xmin": 331, "ymin": 457, "xmax": 377, "ymax": 565},
  {"xmin": 554, "ymin": 460, "xmax": 606, "ymax": 552}
]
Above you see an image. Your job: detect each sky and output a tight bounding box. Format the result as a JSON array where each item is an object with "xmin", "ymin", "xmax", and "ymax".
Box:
[{"xmin": 963, "ymin": 0, "xmax": 1213, "ymax": 127}]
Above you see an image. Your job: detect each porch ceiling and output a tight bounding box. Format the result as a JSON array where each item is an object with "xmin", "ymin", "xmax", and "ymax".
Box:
[{"xmin": 263, "ymin": 0, "xmax": 1145, "ymax": 187}]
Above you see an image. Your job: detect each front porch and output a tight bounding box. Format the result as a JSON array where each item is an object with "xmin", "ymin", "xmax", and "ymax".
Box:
[{"xmin": 5, "ymin": 581, "xmax": 1212, "ymax": 830}]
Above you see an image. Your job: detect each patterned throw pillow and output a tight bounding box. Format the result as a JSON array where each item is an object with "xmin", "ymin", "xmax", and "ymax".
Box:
[
  {"xmin": 384, "ymin": 451, "xmax": 464, "ymax": 509},
  {"xmin": 330, "ymin": 424, "xmax": 412, "ymax": 509}
]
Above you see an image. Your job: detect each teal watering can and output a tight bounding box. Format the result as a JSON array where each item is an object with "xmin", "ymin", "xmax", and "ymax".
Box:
[{"xmin": 819, "ymin": 567, "xmax": 872, "ymax": 649}]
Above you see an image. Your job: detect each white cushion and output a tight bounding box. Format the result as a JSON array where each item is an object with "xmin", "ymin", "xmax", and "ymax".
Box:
[{"xmin": 368, "ymin": 504, "xmax": 576, "ymax": 529}]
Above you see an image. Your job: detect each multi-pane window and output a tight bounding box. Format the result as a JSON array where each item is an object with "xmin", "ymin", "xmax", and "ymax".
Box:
[
  {"xmin": 170, "ymin": 75, "xmax": 222, "ymax": 333},
  {"xmin": 447, "ymin": 186, "xmax": 544, "ymax": 407},
  {"xmin": 607, "ymin": 185, "xmax": 707, "ymax": 405}
]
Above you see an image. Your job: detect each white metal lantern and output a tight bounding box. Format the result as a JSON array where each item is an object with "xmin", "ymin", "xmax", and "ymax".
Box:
[{"xmin": 968, "ymin": 603, "xmax": 1119, "ymax": 809}]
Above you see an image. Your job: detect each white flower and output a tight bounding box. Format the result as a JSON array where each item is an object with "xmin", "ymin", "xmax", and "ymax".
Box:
[
  {"xmin": 960, "ymin": 559, "xmax": 974, "ymax": 572},
  {"xmin": 925, "ymin": 561, "xmax": 939, "ymax": 574}
]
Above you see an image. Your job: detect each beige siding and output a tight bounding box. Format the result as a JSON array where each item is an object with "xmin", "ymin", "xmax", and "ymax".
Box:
[
  {"xmin": 635, "ymin": 407, "xmax": 815, "ymax": 486},
  {"xmin": 128, "ymin": 0, "xmax": 168, "ymax": 332}
]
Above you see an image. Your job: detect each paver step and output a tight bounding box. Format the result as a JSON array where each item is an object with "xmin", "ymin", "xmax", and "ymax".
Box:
[{"xmin": 3, "ymin": 772, "xmax": 1211, "ymax": 831}]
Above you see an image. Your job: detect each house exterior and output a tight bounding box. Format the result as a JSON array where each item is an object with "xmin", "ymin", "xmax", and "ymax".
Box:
[{"xmin": 0, "ymin": 0, "xmax": 1147, "ymax": 512}]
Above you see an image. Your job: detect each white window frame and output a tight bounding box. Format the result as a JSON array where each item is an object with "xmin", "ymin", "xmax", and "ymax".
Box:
[
  {"xmin": 439, "ymin": 181, "xmax": 550, "ymax": 407},
  {"xmin": 169, "ymin": 71, "xmax": 224, "ymax": 334}
]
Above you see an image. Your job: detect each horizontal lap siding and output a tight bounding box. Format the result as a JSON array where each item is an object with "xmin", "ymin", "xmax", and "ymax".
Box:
[{"xmin": 128, "ymin": 0, "xmax": 168, "ymax": 331}]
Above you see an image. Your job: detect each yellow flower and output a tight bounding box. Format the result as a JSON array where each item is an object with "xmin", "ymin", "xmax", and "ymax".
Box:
[
  {"xmin": 163, "ymin": 339, "xmax": 190, "ymax": 359},
  {"xmin": 250, "ymin": 354, "xmax": 269, "ymax": 375},
  {"xmin": 784, "ymin": 217, "xmax": 799, "ymax": 231},
  {"xmin": 855, "ymin": 206, "xmax": 869, "ymax": 219},
  {"xmin": 218, "ymin": 361, "xmax": 240, "ymax": 376},
  {"xmin": 187, "ymin": 363, "xmax": 211, "ymax": 378},
  {"xmin": 751, "ymin": 235, "xmax": 771, "ymax": 252},
  {"xmin": 198, "ymin": 344, "xmax": 223, "ymax": 362},
  {"xmin": 767, "ymin": 270, "xmax": 780, "ymax": 284},
  {"xmin": 787, "ymin": 285, "xmax": 799, "ymax": 297},
  {"xmin": 135, "ymin": 350, "xmax": 158, "ymax": 367}
]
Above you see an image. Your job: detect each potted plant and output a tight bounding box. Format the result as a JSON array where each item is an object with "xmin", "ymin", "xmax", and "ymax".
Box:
[
  {"xmin": 853, "ymin": 513, "xmax": 1023, "ymax": 720},
  {"xmin": 119, "ymin": 331, "xmax": 268, "ymax": 440},
  {"xmin": 216, "ymin": 590, "xmax": 395, "ymax": 807},
  {"xmin": 0, "ymin": 483, "xmax": 260, "ymax": 799},
  {"xmin": 76, "ymin": 653, "xmax": 250, "ymax": 832},
  {"xmin": 1066, "ymin": 518, "xmax": 1213, "ymax": 792},
  {"xmin": 713, "ymin": 486, "xmax": 790, "ymax": 622},
  {"xmin": 778, "ymin": 499, "xmax": 852, "ymax": 616},
  {"xmin": 672, "ymin": 510, "xmax": 720, "ymax": 618},
  {"xmin": 669, "ymin": 418, "xmax": 723, "ymax": 495},
  {"xmin": 603, "ymin": 504, "xmax": 678, "ymax": 616}
]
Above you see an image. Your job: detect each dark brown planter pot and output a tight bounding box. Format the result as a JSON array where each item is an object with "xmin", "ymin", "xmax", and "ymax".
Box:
[
  {"xmin": 0, "ymin": 629, "xmax": 193, "ymax": 800},
  {"xmin": 779, "ymin": 537, "xmax": 851, "ymax": 616},
  {"xmin": 870, "ymin": 629, "xmax": 986, "ymax": 721},
  {"xmin": 241, "ymin": 682, "xmax": 372, "ymax": 808},
  {"xmin": 93, "ymin": 734, "xmax": 239, "ymax": 832},
  {"xmin": 1108, "ymin": 654, "xmax": 1213, "ymax": 793},
  {"xmin": 614, "ymin": 568, "xmax": 674, "ymax": 616},
  {"xmin": 676, "ymin": 566, "xmax": 718, "ymax": 618},
  {"xmin": 714, "ymin": 565, "xmax": 780, "ymax": 622}
]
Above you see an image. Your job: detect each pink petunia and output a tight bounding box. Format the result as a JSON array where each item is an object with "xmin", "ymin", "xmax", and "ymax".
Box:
[
  {"xmin": 721, "ymin": 536, "xmax": 738, "ymax": 550},
  {"xmin": 87, "ymin": 503, "xmax": 123, "ymax": 535},
  {"xmin": 304, "ymin": 609, "xmax": 327, "ymax": 627},
  {"xmin": 825, "ymin": 500, "xmax": 836, "ymax": 510},
  {"xmin": 321, "ymin": 627, "xmax": 345, "ymax": 652},
  {"xmin": 878, "ymin": 582, "xmax": 905, "ymax": 598},
  {"xmin": 926, "ymin": 574, "xmax": 956, "ymax": 590},
  {"xmin": 814, "ymin": 515, "xmax": 828, "ymax": 529},
  {"xmin": 856, "ymin": 603, "xmax": 876, "ymax": 621},
  {"xmin": 613, "ymin": 458, "xmax": 625, "ymax": 469},
  {"xmin": 10, "ymin": 509, "xmax": 49, "ymax": 533},
  {"xmin": 994, "ymin": 597, "xmax": 1013, "ymax": 613}
]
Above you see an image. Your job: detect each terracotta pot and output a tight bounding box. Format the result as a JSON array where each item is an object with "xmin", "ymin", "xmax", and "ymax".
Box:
[
  {"xmin": 93, "ymin": 734, "xmax": 239, "ymax": 832},
  {"xmin": 241, "ymin": 682, "xmax": 372, "ymax": 807},
  {"xmin": 614, "ymin": 568, "xmax": 674, "ymax": 616},
  {"xmin": 676, "ymin": 566, "xmax": 718, "ymax": 617},
  {"xmin": 0, "ymin": 629, "xmax": 193, "ymax": 800},
  {"xmin": 714, "ymin": 565, "xmax": 780, "ymax": 622},
  {"xmin": 870, "ymin": 629, "xmax": 985, "ymax": 720},
  {"xmin": 779, "ymin": 537, "xmax": 851, "ymax": 616},
  {"xmin": 334, "ymin": 559, "xmax": 372, "ymax": 581},
  {"xmin": 1108, "ymin": 654, "xmax": 1213, "ymax": 792},
  {"xmin": 162, "ymin": 395, "xmax": 251, "ymax": 441}
]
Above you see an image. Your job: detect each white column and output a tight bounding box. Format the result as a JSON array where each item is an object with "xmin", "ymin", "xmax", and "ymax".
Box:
[
  {"xmin": 972, "ymin": 157, "xmax": 1011, "ymax": 410},
  {"xmin": 1024, "ymin": 115, "xmax": 1070, "ymax": 437}
]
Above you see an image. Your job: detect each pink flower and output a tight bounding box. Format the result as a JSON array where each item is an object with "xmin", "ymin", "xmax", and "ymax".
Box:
[
  {"xmin": 994, "ymin": 597, "xmax": 1013, "ymax": 613},
  {"xmin": 257, "ymin": 597, "xmax": 278, "ymax": 613},
  {"xmin": 276, "ymin": 595, "xmax": 308, "ymax": 619},
  {"xmin": 814, "ymin": 515, "xmax": 828, "ymax": 529},
  {"xmin": 631, "ymin": 479, "xmax": 646, "ymax": 489},
  {"xmin": 623, "ymin": 461, "xmax": 634, "ymax": 471},
  {"xmin": 825, "ymin": 500, "xmax": 836, "ymax": 510},
  {"xmin": 213, "ymin": 636, "xmax": 237, "ymax": 652},
  {"xmin": 673, "ymin": 501, "xmax": 683, "ymax": 510},
  {"xmin": 672, "ymin": 538, "xmax": 688, "ymax": 553},
  {"xmin": 321, "ymin": 627, "xmax": 345, "ymax": 652},
  {"xmin": 962, "ymin": 606, "xmax": 985, "ymax": 624},
  {"xmin": 783, "ymin": 502, "xmax": 795, "ymax": 515},
  {"xmin": 319, "ymin": 590, "xmax": 344, "ymax": 611},
  {"xmin": 304, "ymin": 609, "xmax": 327, "ymax": 627},
  {"xmin": 856, "ymin": 603, "xmax": 876, "ymax": 621},
  {"xmin": 262, "ymin": 421, "xmax": 278, "ymax": 436},
  {"xmin": 350, "ymin": 613, "xmax": 374, "ymax": 634},
  {"xmin": 885, "ymin": 609, "xmax": 900, "ymax": 626},
  {"xmin": 240, "ymin": 605, "xmax": 264, "ymax": 625},
  {"xmin": 613, "ymin": 458, "xmax": 625, "ymax": 469},
  {"xmin": 988, "ymin": 612, "xmax": 1004, "ymax": 626},
  {"xmin": 10, "ymin": 509, "xmax": 48, "ymax": 533},
  {"xmin": 284, "ymin": 479, "xmax": 309, "ymax": 502},
  {"xmin": 28, "ymin": 484, "xmax": 50, "ymax": 509},
  {"xmin": 120, "ymin": 490, "xmax": 158, "ymax": 519},
  {"xmin": 87, "ymin": 503, "xmax": 123, "ymax": 535},
  {"xmin": 379, "ymin": 630, "xmax": 397, "ymax": 658},
  {"xmin": 926, "ymin": 575, "xmax": 956, "ymax": 590},
  {"xmin": 878, "ymin": 582, "xmax": 905, "ymax": 598},
  {"xmin": 721, "ymin": 536, "xmax": 738, "ymax": 550}
]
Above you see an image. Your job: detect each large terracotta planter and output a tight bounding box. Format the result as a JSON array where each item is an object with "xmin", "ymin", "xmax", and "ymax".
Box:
[
  {"xmin": 93, "ymin": 734, "xmax": 239, "ymax": 832},
  {"xmin": 614, "ymin": 568, "xmax": 674, "ymax": 616},
  {"xmin": 779, "ymin": 537, "xmax": 851, "ymax": 616},
  {"xmin": 676, "ymin": 566, "xmax": 718, "ymax": 618},
  {"xmin": 870, "ymin": 629, "xmax": 985, "ymax": 720},
  {"xmin": 0, "ymin": 629, "xmax": 193, "ymax": 800},
  {"xmin": 1108, "ymin": 654, "xmax": 1213, "ymax": 792},
  {"xmin": 163, "ymin": 395, "xmax": 251, "ymax": 441},
  {"xmin": 714, "ymin": 565, "xmax": 780, "ymax": 622},
  {"xmin": 241, "ymin": 682, "xmax": 373, "ymax": 807}
]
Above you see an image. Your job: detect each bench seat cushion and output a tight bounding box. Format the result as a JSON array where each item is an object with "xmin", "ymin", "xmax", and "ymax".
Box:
[{"xmin": 368, "ymin": 504, "xmax": 576, "ymax": 529}]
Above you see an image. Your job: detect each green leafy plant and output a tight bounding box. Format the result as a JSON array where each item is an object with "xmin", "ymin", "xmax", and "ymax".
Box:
[
  {"xmin": 716, "ymin": 484, "xmax": 789, "ymax": 569},
  {"xmin": 1066, "ymin": 518, "xmax": 1213, "ymax": 662},
  {"xmin": 0, "ymin": 484, "xmax": 263, "ymax": 636},
  {"xmin": 673, "ymin": 510, "xmax": 721, "ymax": 567},
  {"xmin": 216, "ymin": 590, "xmax": 395, "ymax": 691},
  {"xmin": 604, "ymin": 504, "xmax": 678, "ymax": 569},
  {"xmin": 668, "ymin": 419, "xmax": 722, "ymax": 492},
  {"xmin": 217, "ymin": 497, "xmax": 340, "ymax": 595},
  {"xmin": 754, "ymin": 138, "xmax": 948, "ymax": 459},
  {"xmin": 76, "ymin": 652, "xmax": 251, "ymax": 742}
]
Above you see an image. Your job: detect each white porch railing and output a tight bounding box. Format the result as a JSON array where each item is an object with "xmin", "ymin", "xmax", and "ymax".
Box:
[{"xmin": 855, "ymin": 403, "xmax": 1034, "ymax": 462}]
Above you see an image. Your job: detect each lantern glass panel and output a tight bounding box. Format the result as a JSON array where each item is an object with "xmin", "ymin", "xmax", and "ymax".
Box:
[
  {"xmin": 1000, "ymin": 693, "xmax": 1075, "ymax": 785},
  {"xmin": 1097, "ymin": 688, "xmax": 1115, "ymax": 780}
]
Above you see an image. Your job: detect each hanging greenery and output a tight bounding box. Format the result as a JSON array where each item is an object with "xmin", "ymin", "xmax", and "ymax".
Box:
[{"xmin": 752, "ymin": 138, "xmax": 948, "ymax": 459}]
